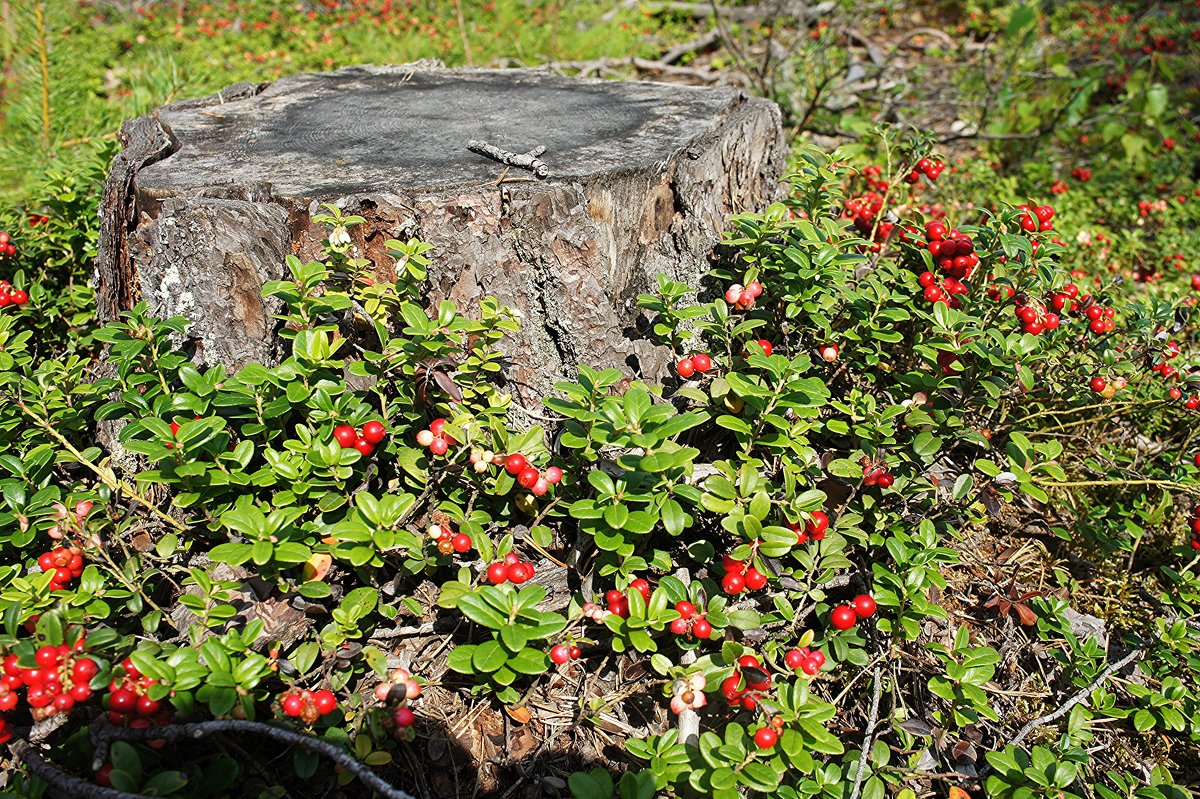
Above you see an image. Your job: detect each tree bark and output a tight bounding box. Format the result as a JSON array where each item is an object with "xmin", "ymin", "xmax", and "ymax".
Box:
[{"xmin": 96, "ymin": 63, "xmax": 787, "ymax": 404}]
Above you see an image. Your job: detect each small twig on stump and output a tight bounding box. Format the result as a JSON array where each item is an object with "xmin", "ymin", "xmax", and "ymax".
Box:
[
  {"xmin": 84, "ymin": 718, "xmax": 416, "ymax": 799},
  {"xmin": 849, "ymin": 665, "xmax": 883, "ymax": 799},
  {"xmin": 467, "ymin": 140, "xmax": 549, "ymax": 178}
]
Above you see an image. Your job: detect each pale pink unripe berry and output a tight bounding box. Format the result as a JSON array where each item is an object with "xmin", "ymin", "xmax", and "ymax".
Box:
[
  {"xmin": 725, "ymin": 284, "xmax": 743, "ymax": 304},
  {"xmin": 427, "ymin": 524, "xmax": 443, "ymax": 539},
  {"xmin": 404, "ymin": 679, "xmax": 422, "ymax": 699},
  {"xmin": 416, "ymin": 430, "xmax": 435, "ymax": 447},
  {"xmin": 474, "ymin": 460, "xmax": 489, "ymax": 473},
  {"xmin": 531, "ymin": 478, "xmax": 550, "ymax": 496},
  {"xmin": 819, "ymin": 344, "xmax": 839, "ymax": 362},
  {"xmin": 390, "ymin": 669, "xmax": 410, "ymax": 683},
  {"xmin": 670, "ymin": 696, "xmax": 688, "ymax": 715},
  {"xmin": 745, "ymin": 280, "xmax": 763, "ymax": 298},
  {"xmin": 375, "ymin": 683, "xmax": 393, "ymax": 702},
  {"xmin": 75, "ymin": 501, "xmax": 93, "ymax": 518}
]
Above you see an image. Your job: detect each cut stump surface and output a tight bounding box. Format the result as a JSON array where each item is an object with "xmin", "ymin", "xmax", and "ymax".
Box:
[{"xmin": 97, "ymin": 64, "xmax": 787, "ymax": 405}]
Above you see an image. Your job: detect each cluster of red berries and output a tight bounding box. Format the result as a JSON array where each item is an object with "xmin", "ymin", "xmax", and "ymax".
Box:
[
  {"xmin": 27, "ymin": 215, "xmax": 49, "ymax": 227},
  {"xmin": 903, "ymin": 157, "xmax": 945, "ymax": 185},
  {"xmin": 1016, "ymin": 204, "xmax": 1055, "ymax": 233},
  {"xmin": 495, "ymin": 452, "xmax": 562, "ymax": 496},
  {"xmin": 1070, "ymin": 167, "xmax": 1092, "ymax": 182},
  {"xmin": 334, "ymin": 419, "xmax": 387, "ymax": 456},
  {"xmin": 720, "ymin": 554, "xmax": 768, "ymax": 595},
  {"xmin": 1012, "ymin": 298, "xmax": 1063, "ymax": 336},
  {"xmin": 414, "ymin": 418, "xmax": 453, "ymax": 456},
  {"xmin": 427, "ymin": 521, "xmax": 472, "ymax": 555},
  {"xmin": 374, "ymin": 668, "xmax": 422, "ymax": 738},
  {"xmin": 549, "ymin": 642, "xmax": 583, "ymax": 665},
  {"xmin": 280, "ymin": 688, "xmax": 338, "ymax": 723},
  {"xmin": 860, "ymin": 164, "xmax": 889, "ymax": 193},
  {"xmin": 1, "ymin": 643, "xmax": 99, "ymax": 722},
  {"xmin": 830, "ymin": 594, "xmax": 877, "ymax": 631},
  {"xmin": 783, "ymin": 646, "xmax": 827, "ymax": 676},
  {"xmin": 917, "ymin": 270, "xmax": 969, "ymax": 308},
  {"xmin": 38, "ymin": 546, "xmax": 84, "ymax": 591},
  {"xmin": 1189, "ymin": 504, "xmax": 1200, "ymax": 551},
  {"xmin": 668, "ymin": 601, "xmax": 713, "ymax": 639},
  {"xmin": 675, "ymin": 352, "xmax": 713, "ymax": 378},
  {"xmin": 862, "ymin": 463, "xmax": 894, "ymax": 489},
  {"xmin": 486, "ymin": 552, "xmax": 536, "ymax": 585},
  {"xmin": 724, "ymin": 280, "xmax": 762, "ymax": 310},
  {"xmin": 104, "ymin": 658, "xmax": 168, "ymax": 728},
  {"xmin": 789, "ymin": 510, "xmax": 828, "ymax": 544},
  {"xmin": 922, "ymin": 221, "xmax": 979, "ymax": 281},
  {"xmin": 602, "ymin": 578, "xmax": 650, "ymax": 618},
  {"xmin": 844, "ymin": 191, "xmax": 884, "ymax": 236},
  {"xmin": 720, "ymin": 654, "xmax": 771, "ymax": 711},
  {"xmin": 0, "ymin": 232, "xmax": 16, "ymax": 259},
  {"xmin": 0, "ymin": 279, "xmax": 29, "ymax": 307},
  {"xmin": 1088, "ymin": 376, "xmax": 1128, "ymax": 400}
]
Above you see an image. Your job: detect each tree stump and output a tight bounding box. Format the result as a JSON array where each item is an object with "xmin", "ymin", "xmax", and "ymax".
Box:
[{"xmin": 96, "ymin": 64, "xmax": 787, "ymax": 404}]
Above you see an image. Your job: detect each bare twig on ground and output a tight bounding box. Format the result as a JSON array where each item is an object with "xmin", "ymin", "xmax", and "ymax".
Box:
[{"xmin": 848, "ymin": 665, "xmax": 883, "ymax": 799}]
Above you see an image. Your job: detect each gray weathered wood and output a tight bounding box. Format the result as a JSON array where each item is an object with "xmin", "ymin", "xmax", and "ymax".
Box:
[{"xmin": 96, "ymin": 64, "xmax": 787, "ymax": 403}]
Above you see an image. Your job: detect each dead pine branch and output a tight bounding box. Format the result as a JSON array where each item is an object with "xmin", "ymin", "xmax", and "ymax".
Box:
[
  {"xmin": 998, "ymin": 641, "xmax": 1151, "ymax": 754},
  {"xmin": 75, "ymin": 718, "xmax": 418, "ymax": 798}
]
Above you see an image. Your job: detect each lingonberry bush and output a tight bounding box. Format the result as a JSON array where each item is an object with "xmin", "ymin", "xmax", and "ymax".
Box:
[{"xmin": 0, "ymin": 122, "xmax": 1197, "ymax": 798}]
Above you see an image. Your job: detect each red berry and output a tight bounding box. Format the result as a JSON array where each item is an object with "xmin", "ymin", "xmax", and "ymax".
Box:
[
  {"xmin": 11, "ymin": 290, "xmax": 27, "ymax": 305},
  {"xmin": 744, "ymin": 568, "xmax": 767, "ymax": 590},
  {"xmin": 428, "ymin": 437, "xmax": 449, "ymax": 456},
  {"xmin": 630, "ymin": 578, "xmax": 651, "ymax": 603},
  {"xmin": 486, "ymin": 562, "xmax": 509, "ymax": 585},
  {"xmin": 136, "ymin": 695, "xmax": 162, "ymax": 717},
  {"xmin": 333, "ymin": 425, "xmax": 357, "ymax": 448},
  {"xmin": 753, "ymin": 339, "xmax": 772, "ymax": 356},
  {"xmin": 451, "ymin": 534, "xmax": 472, "ymax": 553},
  {"xmin": 312, "ymin": 689, "xmax": 337, "ymax": 715},
  {"xmin": 737, "ymin": 655, "xmax": 760, "ymax": 669},
  {"xmin": 353, "ymin": 438, "xmax": 375, "ymax": 456},
  {"xmin": 852, "ymin": 594, "xmax": 877, "ymax": 618},
  {"xmin": 508, "ymin": 563, "xmax": 532, "ymax": 584},
  {"xmin": 675, "ymin": 601, "xmax": 696, "ymax": 619},
  {"xmin": 877, "ymin": 472, "xmax": 895, "ymax": 489},
  {"xmin": 544, "ymin": 466, "xmax": 563, "ymax": 484},
  {"xmin": 670, "ymin": 618, "xmax": 689, "ymax": 635},
  {"xmin": 35, "ymin": 645, "xmax": 59, "ymax": 669},
  {"xmin": 691, "ymin": 353, "xmax": 712, "ymax": 373},
  {"xmin": 518, "ymin": 467, "xmax": 540, "ymax": 489},
  {"xmin": 784, "ymin": 649, "xmax": 805, "ymax": 669},
  {"xmin": 394, "ymin": 707, "xmax": 416, "ymax": 727},
  {"xmin": 504, "ymin": 453, "xmax": 527, "ymax": 475},
  {"xmin": 569, "ymin": 645, "xmax": 581, "ymax": 659},
  {"xmin": 721, "ymin": 572, "xmax": 746, "ymax": 594},
  {"xmin": 692, "ymin": 618, "xmax": 712, "ymax": 639},
  {"xmin": 605, "ymin": 589, "xmax": 624, "ymax": 605},
  {"xmin": 108, "ymin": 687, "xmax": 137, "ymax": 713},
  {"xmin": 754, "ymin": 727, "xmax": 778, "ymax": 749},
  {"xmin": 722, "ymin": 555, "xmax": 746, "ymax": 575},
  {"xmin": 550, "ymin": 645, "xmax": 571, "ymax": 665},
  {"xmin": 830, "ymin": 605, "xmax": 857, "ymax": 630},
  {"xmin": 676, "ymin": 358, "xmax": 695, "ymax": 378},
  {"xmin": 800, "ymin": 656, "xmax": 821, "ymax": 675},
  {"xmin": 361, "ymin": 421, "xmax": 386, "ymax": 444},
  {"xmin": 1090, "ymin": 377, "xmax": 1107, "ymax": 393}
]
